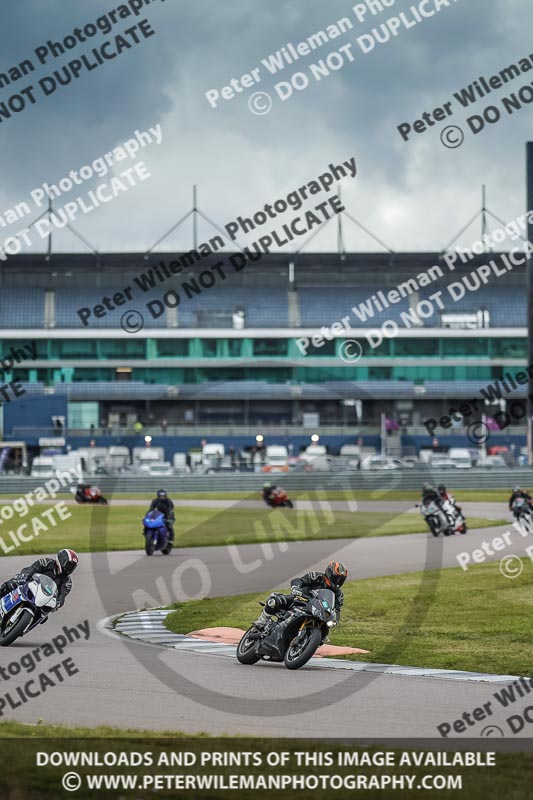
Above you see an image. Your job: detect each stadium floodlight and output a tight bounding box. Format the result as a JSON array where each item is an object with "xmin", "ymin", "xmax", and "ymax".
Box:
[
  {"xmin": 255, "ymin": 434, "xmax": 264, "ymax": 443},
  {"xmin": 310, "ymin": 434, "xmax": 320, "ymax": 442}
]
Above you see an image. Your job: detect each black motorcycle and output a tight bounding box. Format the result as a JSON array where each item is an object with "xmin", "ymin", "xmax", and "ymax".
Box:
[
  {"xmin": 512, "ymin": 497, "xmax": 533, "ymax": 526},
  {"xmin": 236, "ymin": 588, "xmax": 336, "ymax": 670}
]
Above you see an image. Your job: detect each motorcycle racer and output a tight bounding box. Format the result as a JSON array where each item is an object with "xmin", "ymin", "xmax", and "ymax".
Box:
[
  {"xmin": 253, "ymin": 561, "xmax": 348, "ymax": 630},
  {"xmin": 508, "ymin": 485, "xmax": 533, "ymax": 516},
  {"xmin": 421, "ymin": 482, "xmax": 443, "ymax": 507},
  {"xmin": 262, "ymin": 482, "xmax": 278, "ymax": 506},
  {"xmin": 149, "ymin": 489, "xmax": 175, "ymax": 544},
  {"xmin": 0, "ymin": 549, "xmax": 78, "ymax": 612}
]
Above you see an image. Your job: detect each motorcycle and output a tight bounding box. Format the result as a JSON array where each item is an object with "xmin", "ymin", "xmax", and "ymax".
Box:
[
  {"xmin": 263, "ymin": 487, "xmax": 294, "ymax": 509},
  {"xmin": 0, "ymin": 573, "xmax": 58, "ymax": 646},
  {"xmin": 142, "ymin": 510, "xmax": 172, "ymax": 556},
  {"xmin": 441, "ymin": 498, "xmax": 467, "ymax": 534},
  {"xmin": 418, "ymin": 500, "xmax": 454, "ymax": 537},
  {"xmin": 237, "ymin": 588, "xmax": 336, "ymax": 670},
  {"xmin": 512, "ymin": 497, "xmax": 533, "ymax": 526},
  {"xmin": 71, "ymin": 485, "xmax": 108, "ymax": 505}
]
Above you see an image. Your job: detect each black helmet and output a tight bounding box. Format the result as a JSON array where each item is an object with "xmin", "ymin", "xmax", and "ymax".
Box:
[
  {"xmin": 437, "ymin": 484, "xmax": 446, "ymax": 493},
  {"xmin": 56, "ymin": 549, "xmax": 79, "ymax": 575},
  {"xmin": 422, "ymin": 482, "xmax": 434, "ymax": 492},
  {"xmin": 157, "ymin": 489, "xmax": 168, "ymax": 499},
  {"xmin": 324, "ymin": 561, "xmax": 348, "ymax": 589},
  {"xmin": 514, "ymin": 485, "xmax": 521, "ymax": 493}
]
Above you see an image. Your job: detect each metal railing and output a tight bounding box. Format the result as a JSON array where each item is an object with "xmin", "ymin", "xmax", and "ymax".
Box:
[
  {"xmin": 9, "ymin": 423, "xmax": 527, "ymax": 438},
  {"xmin": 0, "ymin": 468, "xmax": 529, "ymax": 495}
]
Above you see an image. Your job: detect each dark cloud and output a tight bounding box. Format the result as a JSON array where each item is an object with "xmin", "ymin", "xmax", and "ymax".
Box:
[{"xmin": 0, "ymin": 0, "xmax": 531, "ymax": 253}]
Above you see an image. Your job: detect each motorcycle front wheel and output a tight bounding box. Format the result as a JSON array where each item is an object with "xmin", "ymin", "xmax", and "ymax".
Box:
[
  {"xmin": 144, "ymin": 534, "xmax": 155, "ymax": 555},
  {"xmin": 284, "ymin": 500, "xmax": 294, "ymax": 509},
  {"xmin": 0, "ymin": 608, "xmax": 33, "ymax": 646},
  {"xmin": 284, "ymin": 626, "xmax": 322, "ymax": 670},
  {"xmin": 236, "ymin": 627, "xmax": 261, "ymax": 664}
]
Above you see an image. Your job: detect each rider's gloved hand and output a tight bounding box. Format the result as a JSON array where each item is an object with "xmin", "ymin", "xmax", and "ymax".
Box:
[
  {"xmin": 53, "ymin": 600, "xmax": 64, "ymax": 612},
  {"xmin": 290, "ymin": 585, "xmax": 302, "ymax": 595}
]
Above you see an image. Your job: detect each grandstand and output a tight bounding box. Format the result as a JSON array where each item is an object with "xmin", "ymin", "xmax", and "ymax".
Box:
[{"xmin": 0, "ymin": 250, "xmax": 527, "ymax": 453}]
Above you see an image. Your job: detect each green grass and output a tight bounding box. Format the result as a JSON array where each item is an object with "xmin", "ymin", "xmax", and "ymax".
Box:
[
  {"xmin": 0, "ymin": 502, "xmax": 505, "ymax": 556},
  {"xmin": 165, "ymin": 559, "xmax": 533, "ymax": 676},
  {"xmin": 2, "ymin": 722, "xmax": 533, "ymax": 800},
  {"xmin": 0, "ymin": 720, "xmax": 208, "ymax": 738},
  {"xmin": 0, "ymin": 489, "xmax": 516, "ymax": 502}
]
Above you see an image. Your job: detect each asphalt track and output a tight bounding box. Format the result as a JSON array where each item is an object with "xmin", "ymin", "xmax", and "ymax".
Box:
[
  {"xmin": 0, "ymin": 504, "xmax": 529, "ymax": 739},
  {"xmin": 0, "ymin": 498, "xmax": 508, "ymax": 519}
]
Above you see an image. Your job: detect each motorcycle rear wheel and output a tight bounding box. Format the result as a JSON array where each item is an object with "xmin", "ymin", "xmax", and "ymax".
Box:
[
  {"xmin": 0, "ymin": 608, "xmax": 33, "ymax": 646},
  {"xmin": 284, "ymin": 500, "xmax": 294, "ymax": 509},
  {"xmin": 236, "ymin": 627, "xmax": 261, "ymax": 664},
  {"xmin": 284, "ymin": 627, "xmax": 322, "ymax": 670},
  {"xmin": 161, "ymin": 543, "xmax": 173, "ymax": 555}
]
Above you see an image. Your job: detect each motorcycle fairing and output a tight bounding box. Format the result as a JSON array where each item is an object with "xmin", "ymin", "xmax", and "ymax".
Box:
[{"xmin": 1, "ymin": 589, "xmax": 21, "ymax": 614}]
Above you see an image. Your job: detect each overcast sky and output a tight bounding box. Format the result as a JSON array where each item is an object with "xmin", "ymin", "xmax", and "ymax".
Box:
[{"xmin": 1, "ymin": 0, "xmax": 532, "ymax": 255}]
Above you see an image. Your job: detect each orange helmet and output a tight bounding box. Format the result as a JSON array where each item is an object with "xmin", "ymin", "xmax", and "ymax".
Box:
[{"xmin": 324, "ymin": 561, "xmax": 348, "ymax": 589}]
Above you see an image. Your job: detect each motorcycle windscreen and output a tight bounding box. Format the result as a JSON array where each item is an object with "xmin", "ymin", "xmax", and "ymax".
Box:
[
  {"xmin": 32, "ymin": 574, "xmax": 57, "ymax": 605},
  {"xmin": 144, "ymin": 512, "xmax": 166, "ymax": 528},
  {"xmin": 316, "ymin": 588, "xmax": 335, "ymax": 611}
]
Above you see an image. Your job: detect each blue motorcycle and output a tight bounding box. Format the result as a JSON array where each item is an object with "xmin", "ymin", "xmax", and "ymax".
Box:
[
  {"xmin": 142, "ymin": 510, "xmax": 172, "ymax": 556},
  {"xmin": 0, "ymin": 573, "xmax": 58, "ymax": 646}
]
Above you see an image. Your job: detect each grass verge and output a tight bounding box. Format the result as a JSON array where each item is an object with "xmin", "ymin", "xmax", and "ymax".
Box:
[
  {"xmin": 165, "ymin": 559, "xmax": 533, "ymax": 676},
  {"xmin": 0, "ymin": 489, "xmax": 517, "ymax": 502},
  {"xmin": 0, "ymin": 503, "xmax": 505, "ymax": 556}
]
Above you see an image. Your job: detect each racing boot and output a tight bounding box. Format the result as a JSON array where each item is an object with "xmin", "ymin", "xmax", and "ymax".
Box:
[{"xmin": 252, "ymin": 609, "xmax": 270, "ymax": 631}]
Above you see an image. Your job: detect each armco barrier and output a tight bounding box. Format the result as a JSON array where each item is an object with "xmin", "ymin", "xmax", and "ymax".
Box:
[{"xmin": 0, "ymin": 468, "xmax": 530, "ymax": 495}]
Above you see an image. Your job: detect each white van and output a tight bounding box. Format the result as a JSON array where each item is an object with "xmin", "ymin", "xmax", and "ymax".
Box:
[
  {"xmin": 447, "ymin": 448, "xmax": 472, "ymax": 469},
  {"xmin": 201, "ymin": 444, "xmax": 225, "ymax": 468},
  {"xmin": 301, "ymin": 445, "xmax": 327, "ymax": 462},
  {"xmin": 52, "ymin": 453, "xmax": 83, "ymax": 478},
  {"xmin": 265, "ymin": 445, "xmax": 289, "ymax": 473},
  {"xmin": 30, "ymin": 456, "xmax": 55, "ymax": 479}
]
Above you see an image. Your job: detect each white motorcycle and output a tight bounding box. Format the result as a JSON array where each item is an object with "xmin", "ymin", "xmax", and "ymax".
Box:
[
  {"xmin": 441, "ymin": 498, "xmax": 468, "ymax": 535},
  {"xmin": 418, "ymin": 500, "xmax": 454, "ymax": 537},
  {"xmin": 0, "ymin": 573, "xmax": 58, "ymax": 646}
]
